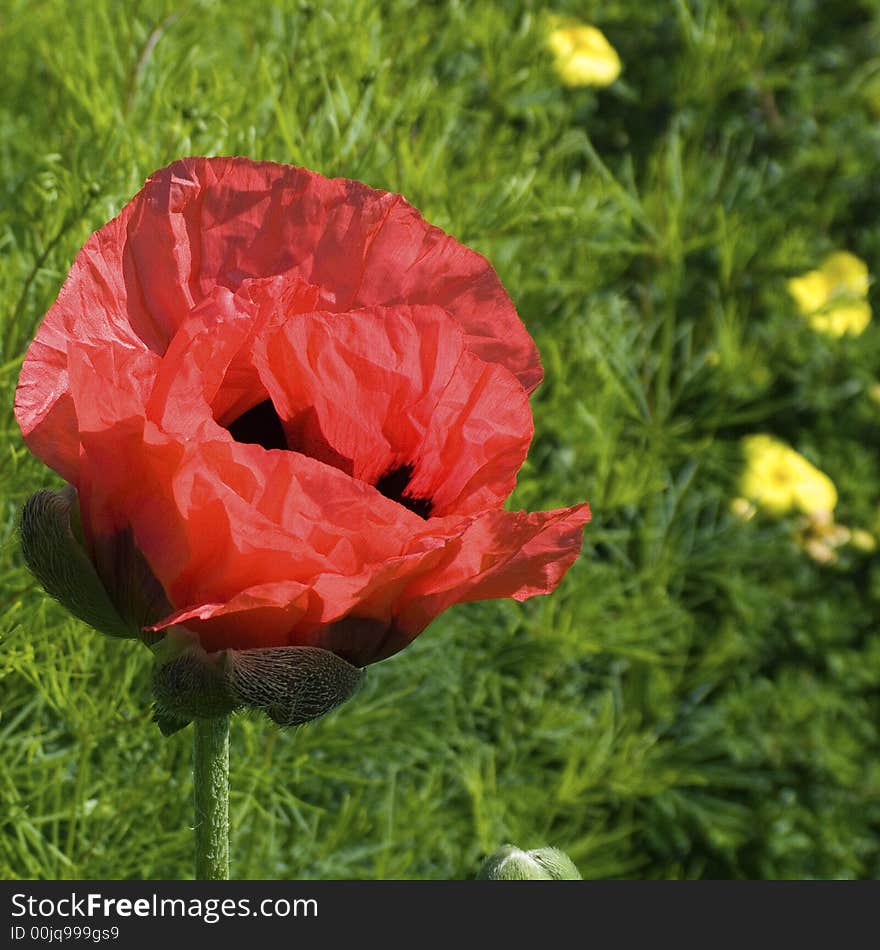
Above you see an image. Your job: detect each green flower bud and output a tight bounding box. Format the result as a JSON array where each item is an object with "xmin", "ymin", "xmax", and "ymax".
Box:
[
  {"xmin": 477, "ymin": 845, "xmax": 582, "ymax": 880},
  {"xmin": 152, "ymin": 642, "xmax": 366, "ymax": 734},
  {"xmin": 18, "ymin": 486, "xmax": 163, "ymax": 639},
  {"xmin": 21, "ymin": 488, "xmax": 366, "ymax": 737},
  {"xmin": 20, "ymin": 486, "xmax": 172, "ymax": 641}
]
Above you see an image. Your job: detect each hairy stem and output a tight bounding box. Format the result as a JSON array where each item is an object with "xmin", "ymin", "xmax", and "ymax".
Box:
[{"xmin": 193, "ymin": 715, "xmax": 230, "ymax": 880}]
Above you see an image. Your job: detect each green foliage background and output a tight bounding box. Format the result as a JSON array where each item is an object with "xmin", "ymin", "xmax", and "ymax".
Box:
[{"xmin": 2, "ymin": 0, "xmax": 879, "ymax": 879}]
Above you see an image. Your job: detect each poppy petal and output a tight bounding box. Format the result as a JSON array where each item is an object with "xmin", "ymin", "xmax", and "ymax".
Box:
[
  {"xmin": 254, "ymin": 304, "xmax": 533, "ymax": 515},
  {"xmin": 134, "ymin": 157, "xmax": 542, "ymax": 389},
  {"xmin": 397, "ymin": 503, "xmax": 592, "ymax": 644}
]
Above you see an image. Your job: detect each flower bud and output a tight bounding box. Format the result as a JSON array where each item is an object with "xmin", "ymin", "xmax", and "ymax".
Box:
[
  {"xmin": 18, "ymin": 486, "xmax": 167, "ymax": 639},
  {"xmin": 476, "ymin": 844, "xmax": 582, "ymax": 880},
  {"xmin": 21, "ymin": 488, "xmax": 366, "ymax": 736},
  {"xmin": 152, "ymin": 642, "xmax": 365, "ymax": 734}
]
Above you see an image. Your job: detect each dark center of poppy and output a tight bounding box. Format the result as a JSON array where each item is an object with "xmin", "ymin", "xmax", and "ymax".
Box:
[
  {"xmin": 375, "ymin": 464, "xmax": 433, "ymax": 519},
  {"xmin": 225, "ymin": 403, "xmax": 434, "ymax": 519},
  {"xmin": 225, "ymin": 399, "xmax": 288, "ymax": 451}
]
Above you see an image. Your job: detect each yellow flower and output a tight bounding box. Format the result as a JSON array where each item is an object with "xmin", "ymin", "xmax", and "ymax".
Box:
[
  {"xmin": 850, "ymin": 528, "xmax": 877, "ymax": 553},
  {"xmin": 740, "ymin": 434, "xmax": 837, "ymax": 516},
  {"xmin": 811, "ymin": 301, "xmax": 871, "ymax": 337},
  {"xmin": 547, "ymin": 20, "xmax": 621, "ymax": 88},
  {"xmin": 798, "ymin": 511, "xmax": 852, "ymax": 564},
  {"xmin": 787, "ymin": 251, "xmax": 871, "ymax": 337},
  {"xmin": 730, "ymin": 497, "xmax": 757, "ymax": 521},
  {"xmin": 803, "ymin": 536, "xmax": 838, "ymax": 565}
]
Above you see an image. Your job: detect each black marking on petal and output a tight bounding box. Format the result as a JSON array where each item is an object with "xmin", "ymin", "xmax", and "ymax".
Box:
[
  {"xmin": 375, "ymin": 463, "xmax": 433, "ymax": 519},
  {"xmin": 226, "ymin": 399, "xmax": 288, "ymax": 451}
]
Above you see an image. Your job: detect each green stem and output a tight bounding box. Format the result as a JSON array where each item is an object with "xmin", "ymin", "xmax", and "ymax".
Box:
[{"xmin": 193, "ymin": 715, "xmax": 230, "ymax": 880}]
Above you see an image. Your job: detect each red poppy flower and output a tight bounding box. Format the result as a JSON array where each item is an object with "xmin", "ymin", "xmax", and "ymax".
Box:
[{"xmin": 15, "ymin": 157, "xmax": 590, "ymax": 679}]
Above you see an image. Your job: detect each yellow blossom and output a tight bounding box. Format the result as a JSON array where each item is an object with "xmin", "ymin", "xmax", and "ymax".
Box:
[
  {"xmin": 809, "ymin": 301, "xmax": 871, "ymax": 337},
  {"xmin": 740, "ymin": 434, "xmax": 837, "ymax": 516},
  {"xmin": 850, "ymin": 528, "xmax": 877, "ymax": 553},
  {"xmin": 787, "ymin": 251, "xmax": 871, "ymax": 337},
  {"xmin": 797, "ymin": 511, "xmax": 851, "ymax": 564},
  {"xmin": 547, "ymin": 20, "xmax": 621, "ymax": 88},
  {"xmin": 730, "ymin": 497, "xmax": 757, "ymax": 521},
  {"xmin": 803, "ymin": 536, "xmax": 838, "ymax": 564}
]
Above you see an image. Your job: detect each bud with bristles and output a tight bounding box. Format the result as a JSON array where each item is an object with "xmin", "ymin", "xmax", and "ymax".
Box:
[
  {"xmin": 20, "ymin": 487, "xmax": 366, "ymax": 737},
  {"xmin": 476, "ymin": 845, "xmax": 582, "ymax": 880},
  {"xmin": 19, "ymin": 487, "xmax": 141, "ymax": 639},
  {"xmin": 152, "ymin": 642, "xmax": 365, "ymax": 734}
]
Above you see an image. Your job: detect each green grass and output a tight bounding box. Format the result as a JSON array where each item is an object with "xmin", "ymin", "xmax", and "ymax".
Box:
[{"xmin": 2, "ymin": 0, "xmax": 880, "ymax": 879}]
